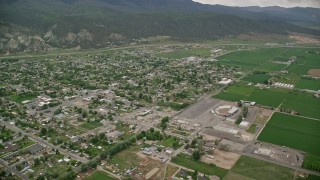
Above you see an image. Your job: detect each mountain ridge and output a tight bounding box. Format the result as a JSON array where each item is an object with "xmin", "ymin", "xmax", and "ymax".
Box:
[{"xmin": 0, "ymin": 0, "xmax": 319, "ymax": 54}]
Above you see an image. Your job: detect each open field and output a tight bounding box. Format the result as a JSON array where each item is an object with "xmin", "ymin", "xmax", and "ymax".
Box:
[
  {"xmin": 242, "ymin": 73, "xmax": 272, "ymax": 84},
  {"xmin": 218, "ymin": 48, "xmax": 287, "ymax": 70},
  {"xmin": 159, "ymin": 137, "xmax": 180, "ymax": 148},
  {"xmin": 80, "ymin": 121, "xmax": 103, "ymax": 130},
  {"xmin": 285, "ymin": 49, "xmax": 320, "ymax": 75},
  {"xmin": 157, "ymin": 48, "xmax": 211, "ymax": 59},
  {"xmin": 214, "ymin": 83, "xmax": 320, "ymax": 119},
  {"xmin": 257, "ymin": 62, "xmax": 286, "ymax": 72},
  {"xmin": 296, "ymin": 78, "xmax": 320, "ymax": 91},
  {"xmin": 84, "ymin": 171, "xmax": 117, "ymax": 180},
  {"xmin": 109, "ymin": 145, "xmax": 142, "ymax": 171},
  {"xmin": 225, "ymin": 156, "xmax": 295, "ymax": 180},
  {"xmin": 308, "ymin": 69, "xmax": 320, "ymax": 77},
  {"xmin": 171, "ymin": 153, "xmax": 228, "ymax": 178},
  {"xmin": 165, "ymin": 164, "xmax": 179, "ymax": 179},
  {"xmin": 200, "ymin": 150, "xmax": 240, "ymax": 169},
  {"xmin": 258, "ymin": 112, "xmax": 320, "ymax": 156},
  {"xmin": 8, "ymin": 93, "xmax": 38, "ymax": 103}
]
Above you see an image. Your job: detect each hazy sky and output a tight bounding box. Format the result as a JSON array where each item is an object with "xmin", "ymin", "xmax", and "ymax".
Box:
[{"xmin": 193, "ymin": 0, "xmax": 320, "ymax": 8}]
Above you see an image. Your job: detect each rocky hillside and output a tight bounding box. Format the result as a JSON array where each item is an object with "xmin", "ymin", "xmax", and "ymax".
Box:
[{"xmin": 0, "ymin": 0, "xmax": 319, "ymax": 54}]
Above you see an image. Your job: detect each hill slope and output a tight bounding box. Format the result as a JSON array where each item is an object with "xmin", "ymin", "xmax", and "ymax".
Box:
[{"xmin": 0, "ymin": 0, "xmax": 319, "ymax": 54}]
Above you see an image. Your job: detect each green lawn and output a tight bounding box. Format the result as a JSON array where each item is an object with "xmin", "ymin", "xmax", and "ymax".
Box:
[
  {"xmin": 80, "ymin": 121, "xmax": 103, "ymax": 130},
  {"xmin": 171, "ymin": 153, "xmax": 228, "ymax": 178},
  {"xmin": 84, "ymin": 171, "xmax": 116, "ymax": 180},
  {"xmin": 9, "ymin": 93, "xmax": 38, "ymax": 103},
  {"xmin": 258, "ymin": 112, "xmax": 320, "ymax": 156},
  {"xmin": 109, "ymin": 145, "xmax": 142, "ymax": 171},
  {"xmin": 159, "ymin": 137, "xmax": 181, "ymax": 148},
  {"xmin": 227, "ymin": 156, "xmax": 295, "ymax": 180},
  {"xmin": 246, "ymin": 124, "xmax": 257, "ymax": 134},
  {"xmin": 157, "ymin": 48, "xmax": 211, "ymax": 59}
]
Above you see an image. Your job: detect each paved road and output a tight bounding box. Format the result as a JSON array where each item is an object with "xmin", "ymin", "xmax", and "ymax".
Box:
[
  {"xmin": 0, "ymin": 121, "xmax": 88, "ymax": 164},
  {"xmin": 0, "ymin": 43, "xmax": 247, "ymax": 59},
  {"xmin": 1, "ymin": 42, "xmax": 317, "ymax": 60},
  {"xmin": 0, "ymin": 158, "xmax": 29, "ymax": 180}
]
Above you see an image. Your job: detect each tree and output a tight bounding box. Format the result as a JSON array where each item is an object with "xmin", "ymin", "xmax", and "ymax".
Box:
[
  {"xmin": 40, "ymin": 128, "xmax": 47, "ymax": 136},
  {"xmin": 34, "ymin": 158, "xmax": 41, "ymax": 166},
  {"xmin": 192, "ymin": 150, "xmax": 201, "ymax": 161},
  {"xmin": 242, "ymin": 106, "xmax": 248, "ymax": 118},
  {"xmin": 235, "ymin": 115, "xmax": 243, "ymax": 125},
  {"xmin": 192, "ymin": 170, "xmax": 198, "ymax": 180},
  {"xmin": 88, "ymin": 160, "xmax": 98, "ymax": 169}
]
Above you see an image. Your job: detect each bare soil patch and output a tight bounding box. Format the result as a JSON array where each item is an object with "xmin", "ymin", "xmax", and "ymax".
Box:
[
  {"xmin": 289, "ymin": 33, "xmax": 320, "ymax": 43},
  {"xmin": 308, "ymin": 69, "xmax": 320, "ymax": 77},
  {"xmin": 200, "ymin": 149, "xmax": 241, "ymax": 169}
]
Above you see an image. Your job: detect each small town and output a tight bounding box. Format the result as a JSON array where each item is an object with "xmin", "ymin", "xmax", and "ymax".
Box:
[{"xmin": 1, "ymin": 42, "xmax": 320, "ymax": 180}]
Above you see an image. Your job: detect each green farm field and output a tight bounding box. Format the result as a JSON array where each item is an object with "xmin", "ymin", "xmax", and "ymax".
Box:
[
  {"xmin": 257, "ymin": 62, "xmax": 286, "ymax": 72},
  {"xmin": 258, "ymin": 113, "xmax": 320, "ymax": 156},
  {"xmin": 215, "ymin": 83, "xmax": 320, "ymax": 119},
  {"xmin": 242, "ymin": 73, "xmax": 272, "ymax": 84},
  {"xmin": 284, "ymin": 48, "xmax": 320, "ymax": 75},
  {"xmin": 218, "ymin": 48, "xmax": 287, "ymax": 70},
  {"xmin": 296, "ymin": 78, "xmax": 320, "ymax": 91},
  {"xmin": 225, "ymin": 156, "xmax": 295, "ymax": 180}
]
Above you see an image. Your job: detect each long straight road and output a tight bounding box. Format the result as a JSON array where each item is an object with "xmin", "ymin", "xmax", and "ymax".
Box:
[
  {"xmin": 0, "ymin": 121, "xmax": 88, "ymax": 163},
  {"xmin": 0, "ymin": 158, "xmax": 29, "ymax": 180}
]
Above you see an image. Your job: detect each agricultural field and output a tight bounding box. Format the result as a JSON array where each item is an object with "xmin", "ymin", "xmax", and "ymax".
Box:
[
  {"xmin": 225, "ymin": 156, "xmax": 295, "ymax": 180},
  {"xmin": 242, "ymin": 73, "xmax": 272, "ymax": 84},
  {"xmin": 285, "ymin": 49, "xmax": 320, "ymax": 75},
  {"xmin": 258, "ymin": 112, "xmax": 320, "ymax": 156},
  {"xmin": 296, "ymin": 78, "xmax": 320, "ymax": 91},
  {"xmin": 157, "ymin": 48, "xmax": 211, "ymax": 59},
  {"xmin": 171, "ymin": 153, "xmax": 228, "ymax": 178},
  {"xmin": 302, "ymin": 154, "xmax": 320, "ymax": 172},
  {"xmin": 84, "ymin": 171, "xmax": 117, "ymax": 180},
  {"xmin": 218, "ymin": 48, "xmax": 287, "ymax": 70},
  {"xmin": 257, "ymin": 62, "xmax": 286, "ymax": 72},
  {"xmin": 272, "ymin": 74, "xmax": 301, "ymax": 85},
  {"xmin": 215, "ymin": 83, "xmax": 320, "ymax": 119},
  {"xmin": 214, "ymin": 82, "xmax": 255, "ymax": 101}
]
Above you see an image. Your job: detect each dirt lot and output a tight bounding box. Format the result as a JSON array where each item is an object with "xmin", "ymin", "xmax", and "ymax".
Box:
[
  {"xmin": 289, "ymin": 33, "xmax": 320, "ymax": 44},
  {"xmin": 308, "ymin": 69, "xmax": 320, "ymax": 77},
  {"xmin": 201, "ymin": 149, "xmax": 241, "ymax": 169}
]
